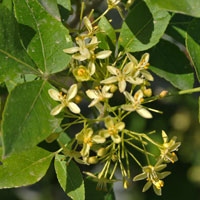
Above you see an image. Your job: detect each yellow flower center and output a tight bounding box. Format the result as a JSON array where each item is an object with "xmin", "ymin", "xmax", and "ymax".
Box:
[
  {"xmin": 77, "ymin": 68, "xmax": 86, "ymax": 76},
  {"xmin": 154, "ymin": 180, "xmax": 164, "ymax": 189},
  {"xmin": 108, "ymin": 126, "xmax": 117, "ymax": 135},
  {"xmin": 84, "ymin": 137, "xmax": 92, "ymax": 145}
]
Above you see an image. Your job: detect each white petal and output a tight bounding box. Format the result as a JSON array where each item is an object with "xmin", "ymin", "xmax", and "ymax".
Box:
[
  {"xmin": 67, "ymin": 84, "xmax": 78, "ymax": 100},
  {"xmin": 63, "ymin": 47, "xmax": 79, "ymax": 54},
  {"xmin": 118, "ymin": 80, "xmax": 126, "ymax": 93},
  {"xmin": 96, "ymin": 50, "xmax": 112, "ymax": 59},
  {"xmin": 105, "ymin": 116, "xmax": 114, "ymax": 128},
  {"xmin": 80, "ymin": 47, "xmax": 91, "ymax": 59},
  {"xmin": 123, "ymin": 91, "xmax": 135, "ymax": 103},
  {"xmin": 126, "ymin": 76, "xmax": 143, "ymax": 85},
  {"xmin": 48, "ymin": 89, "xmax": 61, "ymax": 101},
  {"xmin": 103, "ymin": 92, "xmax": 113, "ymax": 99},
  {"xmin": 101, "ymin": 76, "xmax": 118, "ymax": 84},
  {"xmin": 50, "ymin": 104, "xmax": 65, "ymax": 115},
  {"xmin": 83, "ymin": 16, "xmax": 93, "ymax": 32},
  {"xmin": 85, "ymin": 128, "xmax": 93, "ymax": 138},
  {"xmin": 123, "ymin": 62, "xmax": 133, "ymax": 75},
  {"xmin": 88, "ymin": 99, "xmax": 99, "ymax": 107},
  {"xmin": 107, "ymin": 66, "xmax": 118, "ymax": 75},
  {"xmin": 121, "ymin": 104, "xmax": 134, "ymax": 112},
  {"xmin": 92, "ymin": 135, "xmax": 105, "ymax": 143},
  {"xmin": 99, "ymin": 129, "xmax": 110, "ymax": 138},
  {"xmin": 86, "ymin": 90, "xmax": 99, "ymax": 99},
  {"xmin": 88, "ymin": 61, "xmax": 96, "ymax": 75},
  {"xmin": 115, "ymin": 122, "xmax": 125, "ymax": 131},
  {"xmin": 68, "ymin": 102, "xmax": 80, "ymax": 113},
  {"xmin": 72, "ymin": 54, "xmax": 87, "ymax": 61},
  {"xmin": 102, "ymin": 85, "xmax": 111, "ymax": 93},
  {"xmin": 136, "ymin": 107, "xmax": 152, "ymax": 119},
  {"xmin": 126, "ymin": 53, "xmax": 138, "ymax": 66},
  {"xmin": 111, "ymin": 134, "xmax": 121, "ymax": 143},
  {"xmin": 141, "ymin": 70, "xmax": 154, "ymax": 81},
  {"xmin": 139, "ymin": 53, "xmax": 149, "ymax": 67}
]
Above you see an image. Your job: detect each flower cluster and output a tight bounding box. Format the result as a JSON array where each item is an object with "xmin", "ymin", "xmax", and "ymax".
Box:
[{"xmin": 47, "ymin": 10, "xmax": 180, "ymax": 196}]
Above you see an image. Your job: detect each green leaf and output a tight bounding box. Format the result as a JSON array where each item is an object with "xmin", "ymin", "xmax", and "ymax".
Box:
[
  {"xmin": 199, "ymin": 97, "xmax": 200, "ymax": 123},
  {"xmin": 2, "ymin": 80, "xmax": 62, "ymax": 156},
  {"xmin": 13, "ymin": 0, "xmax": 72, "ymax": 74},
  {"xmin": 57, "ymin": 0, "xmax": 71, "ymax": 11},
  {"xmin": 119, "ymin": 0, "xmax": 171, "ymax": 52},
  {"xmin": 5, "ymin": 74, "xmax": 37, "ymax": 92},
  {"xmin": 149, "ymin": 0, "xmax": 200, "ymax": 18},
  {"xmin": 55, "ymin": 155, "xmax": 85, "ymax": 200},
  {"xmin": 0, "ymin": 5, "xmax": 38, "ymax": 84},
  {"xmin": 0, "ymin": 146, "xmax": 54, "ymax": 188},
  {"xmin": 1, "ymin": 0, "xmax": 12, "ymax": 10},
  {"xmin": 39, "ymin": 0, "xmax": 61, "ymax": 21},
  {"xmin": 149, "ymin": 39, "xmax": 194, "ymax": 90},
  {"xmin": 97, "ymin": 16, "xmax": 116, "ymax": 50},
  {"xmin": 186, "ymin": 18, "xmax": 200, "ymax": 82}
]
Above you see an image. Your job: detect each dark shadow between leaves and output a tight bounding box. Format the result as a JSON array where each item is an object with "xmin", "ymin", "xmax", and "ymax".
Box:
[
  {"xmin": 125, "ymin": 1, "xmax": 154, "ymax": 44},
  {"xmin": 149, "ymin": 39, "xmax": 193, "ymax": 75}
]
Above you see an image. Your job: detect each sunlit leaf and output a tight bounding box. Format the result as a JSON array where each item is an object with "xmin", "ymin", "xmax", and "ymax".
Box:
[
  {"xmin": 0, "ymin": 146, "xmax": 54, "ymax": 188},
  {"xmin": 119, "ymin": 0, "xmax": 171, "ymax": 52},
  {"xmin": 186, "ymin": 18, "xmax": 200, "ymax": 82},
  {"xmin": 55, "ymin": 155, "xmax": 85, "ymax": 200},
  {"xmin": 2, "ymin": 80, "xmax": 62, "ymax": 156},
  {"xmin": 14, "ymin": 0, "xmax": 72, "ymax": 74}
]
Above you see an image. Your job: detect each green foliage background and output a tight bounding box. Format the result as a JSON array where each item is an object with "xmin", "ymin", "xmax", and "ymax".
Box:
[{"xmin": 0, "ymin": 0, "xmax": 200, "ymax": 199}]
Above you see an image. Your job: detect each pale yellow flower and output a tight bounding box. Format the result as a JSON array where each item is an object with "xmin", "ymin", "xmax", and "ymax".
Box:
[
  {"xmin": 99, "ymin": 116, "xmax": 125, "ymax": 143},
  {"xmin": 48, "ymin": 84, "xmax": 80, "ymax": 115},
  {"xmin": 86, "ymin": 85, "xmax": 113, "ymax": 107},
  {"xmin": 76, "ymin": 128, "xmax": 105, "ymax": 157},
  {"xmin": 160, "ymin": 130, "xmax": 181, "ymax": 163},
  {"xmin": 127, "ymin": 53, "xmax": 154, "ymax": 81},
  {"xmin": 121, "ymin": 90, "xmax": 152, "ymax": 118},
  {"xmin": 101, "ymin": 65, "xmax": 143, "ymax": 93},
  {"xmin": 133, "ymin": 164, "xmax": 171, "ymax": 196},
  {"xmin": 64, "ymin": 36, "xmax": 112, "ymax": 75}
]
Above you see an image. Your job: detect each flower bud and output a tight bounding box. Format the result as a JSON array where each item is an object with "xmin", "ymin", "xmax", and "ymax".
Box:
[
  {"xmin": 123, "ymin": 178, "xmax": 131, "ymax": 189},
  {"xmin": 159, "ymin": 90, "xmax": 168, "ymax": 98},
  {"xmin": 97, "ymin": 148, "xmax": 108, "ymax": 157},
  {"xmin": 75, "ymin": 95, "xmax": 82, "ymax": 104},
  {"xmin": 143, "ymin": 88, "xmax": 152, "ymax": 97},
  {"xmin": 87, "ymin": 156, "xmax": 99, "ymax": 164},
  {"xmin": 111, "ymin": 154, "xmax": 117, "ymax": 162},
  {"xmin": 110, "ymin": 84, "xmax": 118, "ymax": 93}
]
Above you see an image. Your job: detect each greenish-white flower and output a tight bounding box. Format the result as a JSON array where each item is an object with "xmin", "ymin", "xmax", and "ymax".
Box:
[
  {"xmin": 127, "ymin": 53, "xmax": 154, "ymax": 81},
  {"xmin": 63, "ymin": 36, "xmax": 112, "ymax": 75},
  {"xmin": 133, "ymin": 164, "xmax": 171, "ymax": 196},
  {"xmin": 160, "ymin": 130, "xmax": 181, "ymax": 163},
  {"xmin": 76, "ymin": 128, "xmax": 105, "ymax": 157},
  {"xmin": 99, "ymin": 116, "xmax": 125, "ymax": 143},
  {"xmin": 73, "ymin": 65, "xmax": 91, "ymax": 82},
  {"xmin": 122, "ymin": 90, "xmax": 152, "ymax": 119},
  {"xmin": 101, "ymin": 65, "xmax": 143, "ymax": 93},
  {"xmin": 48, "ymin": 84, "xmax": 80, "ymax": 115},
  {"xmin": 86, "ymin": 85, "xmax": 113, "ymax": 107}
]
